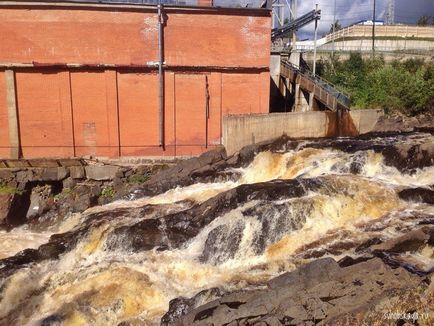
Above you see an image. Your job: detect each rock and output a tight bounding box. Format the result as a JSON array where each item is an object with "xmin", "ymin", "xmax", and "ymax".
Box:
[
  {"xmin": 267, "ymin": 257, "xmax": 340, "ymax": 291},
  {"xmin": 34, "ymin": 167, "xmax": 69, "ymax": 181},
  {"xmin": 372, "ymin": 113, "xmax": 434, "ymax": 133},
  {"xmin": 70, "ymin": 184, "xmax": 100, "ymax": 212},
  {"xmin": 109, "ymin": 178, "xmax": 320, "ymax": 253},
  {"xmin": 15, "ymin": 169, "xmax": 33, "ymax": 184},
  {"xmin": 62, "ymin": 177, "xmax": 76, "ymax": 189},
  {"xmin": 0, "ymin": 193, "xmax": 15, "ymax": 227},
  {"xmin": 173, "ymin": 258, "xmax": 423, "ymax": 326},
  {"xmin": 371, "ymin": 227, "xmax": 432, "ymax": 253},
  {"xmin": 398, "ymin": 187, "xmax": 434, "ymax": 204},
  {"xmin": 56, "ymin": 167, "xmax": 69, "ymax": 180},
  {"xmin": 161, "ymin": 288, "xmax": 224, "ymax": 326},
  {"xmin": 70, "ymin": 166, "xmax": 85, "ymax": 179},
  {"xmin": 132, "ymin": 148, "xmax": 228, "ymax": 197},
  {"xmin": 0, "ymin": 169, "xmax": 15, "ymax": 183},
  {"xmin": 26, "ymin": 185, "xmax": 54, "ymax": 219},
  {"xmin": 85, "ymin": 165, "xmax": 120, "ymax": 181},
  {"xmin": 0, "ymin": 192, "xmax": 29, "ymax": 229}
]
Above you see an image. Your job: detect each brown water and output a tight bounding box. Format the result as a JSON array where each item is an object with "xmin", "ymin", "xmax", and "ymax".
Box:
[{"xmin": 0, "ymin": 133, "xmax": 433, "ymax": 325}]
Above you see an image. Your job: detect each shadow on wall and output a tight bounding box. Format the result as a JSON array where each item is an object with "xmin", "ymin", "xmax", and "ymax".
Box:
[{"xmin": 269, "ymin": 77, "xmax": 291, "ymax": 113}]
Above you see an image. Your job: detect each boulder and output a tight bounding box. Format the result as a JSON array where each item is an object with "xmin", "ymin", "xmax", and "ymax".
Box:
[{"xmin": 26, "ymin": 185, "xmax": 54, "ymax": 219}]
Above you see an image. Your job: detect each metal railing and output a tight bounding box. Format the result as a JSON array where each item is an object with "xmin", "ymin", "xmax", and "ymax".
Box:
[
  {"xmin": 325, "ymin": 25, "xmax": 434, "ymax": 43},
  {"xmin": 282, "ymin": 60, "xmax": 351, "ymax": 108},
  {"xmin": 29, "ymin": 0, "xmax": 267, "ymax": 7},
  {"xmin": 293, "ymin": 44, "xmax": 434, "ymax": 53}
]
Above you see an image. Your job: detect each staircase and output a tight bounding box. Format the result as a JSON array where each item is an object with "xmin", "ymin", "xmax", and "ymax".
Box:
[{"xmin": 280, "ymin": 59, "xmax": 351, "ymax": 111}]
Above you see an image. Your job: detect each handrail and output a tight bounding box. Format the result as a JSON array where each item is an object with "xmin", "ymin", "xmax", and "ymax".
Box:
[{"xmin": 281, "ymin": 60, "xmax": 351, "ymax": 108}]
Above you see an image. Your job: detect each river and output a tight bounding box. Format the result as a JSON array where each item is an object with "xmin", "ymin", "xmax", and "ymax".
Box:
[{"xmin": 0, "ymin": 132, "xmax": 433, "ymax": 325}]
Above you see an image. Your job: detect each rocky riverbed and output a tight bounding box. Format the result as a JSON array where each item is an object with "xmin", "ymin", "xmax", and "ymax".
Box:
[{"xmin": 0, "ymin": 127, "xmax": 433, "ymax": 325}]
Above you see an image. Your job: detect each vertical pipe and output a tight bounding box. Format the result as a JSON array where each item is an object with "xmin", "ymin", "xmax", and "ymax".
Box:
[
  {"xmin": 5, "ymin": 70, "xmax": 20, "ymax": 159},
  {"xmin": 205, "ymin": 76, "xmax": 209, "ymax": 149},
  {"xmin": 158, "ymin": 0, "xmax": 165, "ymax": 148}
]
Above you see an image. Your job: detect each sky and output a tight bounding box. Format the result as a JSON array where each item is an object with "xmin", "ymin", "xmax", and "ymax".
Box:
[{"xmin": 285, "ymin": 0, "xmax": 434, "ymax": 39}]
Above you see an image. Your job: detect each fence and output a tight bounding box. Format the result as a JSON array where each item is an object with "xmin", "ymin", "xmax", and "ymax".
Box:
[{"xmin": 325, "ymin": 25, "xmax": 434, "ymax": 43}]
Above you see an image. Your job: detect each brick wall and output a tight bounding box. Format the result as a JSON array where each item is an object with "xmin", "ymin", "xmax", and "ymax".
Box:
[{"xmin": 0, "ymin": 2, "xmax": 271, "ymax": 158}]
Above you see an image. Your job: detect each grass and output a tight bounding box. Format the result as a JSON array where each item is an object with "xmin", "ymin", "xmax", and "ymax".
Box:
[
  {"xmin": 100, "ymin": 186, "xmax": 115, "ymax": 199},
  {"xmin": 128, "ymin": 173, "xmax": 151, "ymax": 185},
  {"xmin": 0, "ymin": 184, "xmax": 22, "ymax": 195}
]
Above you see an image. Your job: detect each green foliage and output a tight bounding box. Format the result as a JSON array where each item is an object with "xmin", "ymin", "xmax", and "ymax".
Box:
[
  {"xmin": 128, "ymin": 172, "xmax": 150, "ymax": 184},
  {"xmin": 318, "ymin": 53, "xmax": 434, "ymax": 116},
  {"xmin": 417, "ymin": 15, "xmax": 431, "ymax": 26},
  {"xmin": 101, "ymin": 186, "xmax": 115, "ymax": 199},
  {"xmin": 0, "ymin": 183, "xmax": 22, "ymax": 195}
]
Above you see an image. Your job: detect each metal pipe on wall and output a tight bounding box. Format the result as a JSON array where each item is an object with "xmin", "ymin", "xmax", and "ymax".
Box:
[{"xmin": 158, "ymin": 0, "xmax": 165, "ymax": 148}]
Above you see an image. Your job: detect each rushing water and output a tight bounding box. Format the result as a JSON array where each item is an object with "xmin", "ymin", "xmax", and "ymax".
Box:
[{"xmin": 0, "ymin": 133, "xmax": 433, "ymax": 325}]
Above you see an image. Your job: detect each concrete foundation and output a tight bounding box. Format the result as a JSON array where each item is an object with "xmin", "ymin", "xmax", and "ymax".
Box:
[{"xmin": 223, "ymin": 109, "xmax": 383, "ymax": 155}]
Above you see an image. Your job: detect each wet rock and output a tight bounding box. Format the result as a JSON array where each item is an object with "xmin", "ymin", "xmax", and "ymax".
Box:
[
  {"xmin": 199, "ymin": 222, "xmax": 244, "ymax": 264},
  {"xmin": 133, "ymin": 147, "xmax": 228, "ymax": 197},
  {"xmin": 0, "ymin": 178, "xmax": 323, "ymax": 278},
  {"xmin": 161, "ymin": 288, "xmax": 224, "ymax": 326},
  {"xmin": 40, "ymin": 314, "xmax": 64, "ymax": 326},
  {"xmin": 294, "ymin": 131, "xmax": 434, "ymax": 172},
  {"xmin": 109, "ymin": 178, "xmax": 322, "ymax": 253},
  {"xmin": 398, "ymin": 187, "xmax": 434, "ymax": 204},
  {"xmin": 173, "ymin": 258, "xmax": 423, "ymax": 325},
  {"xmin": 371, "ymin": 227, "xmax": 432, "ymax": 253},
  {"xmin": 26, "ymin": 185, "xmax": 55, "ymax": 219}
]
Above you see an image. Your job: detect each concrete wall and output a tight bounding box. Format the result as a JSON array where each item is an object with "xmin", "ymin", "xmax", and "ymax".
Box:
[
  {"xmin": 223, "ymin": 111, "xmax": 336, "ymax": 154},
  {"xmin": 223, "ymin": 109, "xmax": 383, "ymax": 155},
  {"xmin": 0, "ymin": 2, "xmax": 271, "ymax": 159},
  {"xmin": 345, "ymin": 109, "xmax": 384, "ymax": 135}
]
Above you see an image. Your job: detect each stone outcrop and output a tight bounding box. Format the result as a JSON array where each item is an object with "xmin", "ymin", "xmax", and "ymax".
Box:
[
  {"xmin": 371, "ymin": 113, "xmax": 434, "ymax": 133},
  {"xmin": 166, "ymin": 258, "xmax": 428, "ymax": 326}
]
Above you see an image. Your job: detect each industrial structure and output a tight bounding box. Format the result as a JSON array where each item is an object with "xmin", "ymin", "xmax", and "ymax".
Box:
[{"xmin": 0, "ymin": 1, "xmax": 271, "ymax": 159}]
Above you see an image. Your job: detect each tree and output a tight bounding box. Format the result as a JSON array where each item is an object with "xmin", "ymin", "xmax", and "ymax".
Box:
[
  {"xmin": 417, "ymin": 15, "xmax": 431, "ymax": 26},
  {"xmin": 329, "ymin": 20, "xmax": 342, "ymax": 34}
]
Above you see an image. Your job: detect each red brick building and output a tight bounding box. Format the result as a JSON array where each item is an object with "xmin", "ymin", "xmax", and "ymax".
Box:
[{"xmin": 0, "ymin": 1, "xmax": 271, "ymax": 158}]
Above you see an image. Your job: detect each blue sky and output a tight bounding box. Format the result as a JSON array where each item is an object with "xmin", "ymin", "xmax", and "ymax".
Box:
[{"xmin": 291, "ymin": 0, "xmax": 434, "ymax": 39}]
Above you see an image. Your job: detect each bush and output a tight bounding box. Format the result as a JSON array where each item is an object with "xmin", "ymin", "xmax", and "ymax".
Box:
[{"xmin": 318, "ymin": 54, "xmax": 434, "ymax": 116}]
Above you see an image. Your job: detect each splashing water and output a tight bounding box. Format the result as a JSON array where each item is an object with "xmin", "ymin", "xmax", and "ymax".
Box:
[{"xmin": 0, "ymin": 133, "xmax": 433, "ymax": 325}]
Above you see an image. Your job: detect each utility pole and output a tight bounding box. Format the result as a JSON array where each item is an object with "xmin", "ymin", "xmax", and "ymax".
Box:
[
  {"xmin": 372, "ymin": 0, "xmax": 376, "ymax": 55},
  {"xmin": 291, "ymin": 0, "xmax": 297, "ymax": 45},
  {"xmin": 309, "ymin": 4, "xmax": 319, "ymax": 111},
  {"xmin": 332, "ymin": 0, "xmax": 336, "ymax": 55}
]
